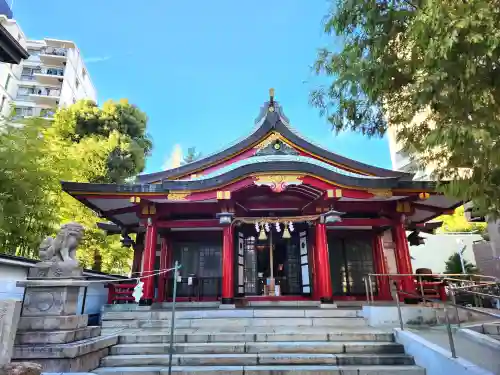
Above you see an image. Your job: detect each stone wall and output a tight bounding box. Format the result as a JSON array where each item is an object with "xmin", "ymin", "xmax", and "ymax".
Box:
[
  {"xmin": 0, "ymin": 300, "xmax": 21, "ymax": 365},
  {"xmin": 473, "ymin": 240, "xmax": 500, "ymax": 278}
]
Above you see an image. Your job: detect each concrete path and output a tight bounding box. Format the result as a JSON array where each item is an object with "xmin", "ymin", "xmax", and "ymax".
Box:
[{"xmin": 409, "ymin": 326, "xmax": 500, "ymax": 375}]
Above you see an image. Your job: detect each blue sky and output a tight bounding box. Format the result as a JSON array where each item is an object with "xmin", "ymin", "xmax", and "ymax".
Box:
[{"xmin": 13, "ymin": 0, "xmax": 392, "ymax": 173}]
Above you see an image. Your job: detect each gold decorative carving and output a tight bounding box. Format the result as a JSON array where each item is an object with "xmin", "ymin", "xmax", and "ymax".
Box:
[
  {"xmin": 129, "ymin": 196, "xmax": 141, "ymax": 203},
  {"xmin": 217, "ymin": 191, "xmax": 231, "ymax": 200},
  {"xmin": 327, "ymin": 189, "xmax": 342, "ymax": 198},
  {"xmin": 167, "ymin": 192, "xmax": 190, "ymax": 201},
  {"xmin": 254, "ymin": 132, "xmax": 282, "ymax": 150},
  {"xmin": 396, "ymin": 201, "xmax": 412, "ymax": 213},
  {"xmin": 254, "ymin": 174, "xmax": 303, "ymax": 193},
  {"xmin": 141, "ymin": 204, "xmax": 156, "ymax": 215},
  {"xmin": 367, "ymin": 189, "xmax": 393, "ymax": 199}
]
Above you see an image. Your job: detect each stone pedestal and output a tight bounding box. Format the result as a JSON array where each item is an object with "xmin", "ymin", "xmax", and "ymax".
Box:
[
  {"xmin": 0, "ymin": 300, "xmax": 21, "ymax": 365},
  {"xmin": 12, "ymin": 280, "xmax": 117, "ymax": 373}
]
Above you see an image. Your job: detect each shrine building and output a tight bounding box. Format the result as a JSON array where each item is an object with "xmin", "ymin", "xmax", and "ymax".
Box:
[{"xmin": 61, "ymin": 90, "xmax": 461, "ymax": 305}]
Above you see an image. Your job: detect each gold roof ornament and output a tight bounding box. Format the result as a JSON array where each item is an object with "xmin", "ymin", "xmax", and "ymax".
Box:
[
  {"xmin": 367, "ymin": 189, "xmax": 393, "ymax": 199},
  {"xmin": 167, "ymin": 192, "xmax": 190, "ymax": 201},
  {"xmin": 268, "ymin": 88, "xmax": 275, "ymax": 112},
  {"xmin": 254, "ymin": 174, "xmax": 303, "ymax": 193},
  {"xmin": 254, "ymin": 131, "xmax": 282, "ymax": 150}
]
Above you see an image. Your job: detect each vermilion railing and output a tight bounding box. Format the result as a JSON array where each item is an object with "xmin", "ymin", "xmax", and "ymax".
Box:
[{"xmin": 107, "ymin": 283, "xmax": 136, "ymax": 304}]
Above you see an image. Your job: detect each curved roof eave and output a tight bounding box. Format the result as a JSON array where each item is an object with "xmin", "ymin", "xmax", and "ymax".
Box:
[
  {"xmin": 137, "ymin": 101, "xmax": 413, "ymax": 184},
  {"xmin": 62, "ymin": 159, "xmax": 433, "ymax": 195}
]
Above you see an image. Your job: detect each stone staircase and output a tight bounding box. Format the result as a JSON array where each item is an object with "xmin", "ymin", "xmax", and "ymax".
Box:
[
  {"xmin": 480, "ymin": 322, "xmax": 500, "ymax": 341},
  {"xmin": 94, "ymin": 306, "xmax": 424, "ymax": 374}
]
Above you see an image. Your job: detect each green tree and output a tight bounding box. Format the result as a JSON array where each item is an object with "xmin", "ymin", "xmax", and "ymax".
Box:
[
  {"xmin": 53, "ymin": 99, "xmax": 152, "ymax": 183},
  {"xmin": 312, "ymin": 0, "xmax": 500, "ymax": 215},
  {"xmin": 444, "ymin": 252, "xmax": 478, "ymax": 274},
  {"xmin": 0, "ymin": 119, "xmax": 61, "ymax": 257},
  {"xmin": 0, "ymin": 99, "xmax": 151, "ymax": 274},
  {"xmin": 182, "ymin": 147, "xmax": 202, "ymax": 165},
  {"xmin": 48, "ymin": 100, "xmax": 152, "ymax": 272},
  {"xmin": 437, "ymin": 206, "xmax": 486, "ymax": 234}
]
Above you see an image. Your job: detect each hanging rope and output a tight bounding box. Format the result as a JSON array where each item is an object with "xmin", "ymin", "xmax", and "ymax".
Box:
[
  {"xmin": 23, "ymin": 265, "xmax": 181, "ymax": 285},
  {"xmin": 235, "ymin": 215, "xmax": 321, "ymax": 225}
]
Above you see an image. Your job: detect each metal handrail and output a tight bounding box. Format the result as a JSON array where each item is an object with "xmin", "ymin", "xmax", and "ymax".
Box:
[
  {"xmin": 395, "ymin": 287, "xmax": 500, "ymax": 359},
  {"xmin": 369, "ymin": 272, "xmax": 498, "ymax": 280},
  {"xmin": 365, "ymin": 272, "xmax": 499, "ymax": 304}
]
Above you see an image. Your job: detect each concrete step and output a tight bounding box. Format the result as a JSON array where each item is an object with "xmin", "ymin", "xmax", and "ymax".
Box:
[
  {"xmin": 101, "ymin": 308, "xmax": 361, "ymax": 321},
  {"xmin": 117, "ymin": 331, "xmax": 394, "ymax": 344},
  {"xmin": 110, "ymin": 341, "xmax": 403, "ymax": 356},
  {"xmin": 94, "ymin": 364, "xmax": 425, "ymax": 375},
  {"xmin": 483, "ymin": 323, "xmax": 500, "ymax": 335},
  {"xmin": 100, "ymin": 352, "xmax": 412, "ymax": 367},
  {"xmin": 15, "ymin": 325, "xmax": 100, "ymax": 345},
  {"xmin": 101, "ymin": 317, "xmax": 366, "ymax": 330}
]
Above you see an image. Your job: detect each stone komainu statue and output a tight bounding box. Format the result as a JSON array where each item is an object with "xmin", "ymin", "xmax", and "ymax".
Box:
[{"xmin": 33, "ymin": 223, "xmax": 85, "ymax": 277}]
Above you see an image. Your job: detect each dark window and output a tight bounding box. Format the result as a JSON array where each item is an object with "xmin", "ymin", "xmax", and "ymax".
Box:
[{"xmin": 329, "ymin": 235, "xmax": 375, "ymax": 296}]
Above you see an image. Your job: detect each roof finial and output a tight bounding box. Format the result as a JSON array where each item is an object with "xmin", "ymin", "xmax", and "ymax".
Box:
[{"xmin": 268, "ymin": 88, "xmax": 275, "ymax": 112}]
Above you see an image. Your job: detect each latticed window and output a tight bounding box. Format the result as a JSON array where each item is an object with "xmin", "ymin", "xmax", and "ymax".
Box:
[{"xmin": 329, "ymin": 236, "xmax": 375, "ymax": 296}]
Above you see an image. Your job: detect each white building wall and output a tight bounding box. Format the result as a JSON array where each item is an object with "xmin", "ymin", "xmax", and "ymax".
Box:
[
  {"xmin": 0, "ymin": 263, "xmax": 27, "ymax": 300},
  {"xmin": 0, "ymin": 15, "xmax": 27, "ymax": 118},
  {"xmin": 409, "ymin": 232, "xmax": 483, "ymax": 274},
  {"xmin": 0, "ymin": 261, "xmax": 116, "ymax": 315}
]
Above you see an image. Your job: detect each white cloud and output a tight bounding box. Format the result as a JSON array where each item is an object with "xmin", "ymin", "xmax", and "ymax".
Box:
[
  {"xmin": 162, "ymin": 144, "xmax": 183, "ymax": 170},
  {"xmin": 85, "ymin": 56, "xmax": 112, "ymax": 64}
]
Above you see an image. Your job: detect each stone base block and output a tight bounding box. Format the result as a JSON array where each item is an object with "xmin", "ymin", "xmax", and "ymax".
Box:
[
  {"xmin": 0, "ymin": 300, "xmax": 21, "ymax": 365},
  {"xmin": 13, "ymin": 335, "xmax": 117, "ymax": 361},
  {"xmin": 16, "ymin": 326, "xmax": 100, "ymax": 345},
  {"xmin": 21, "ymin": 286, "xmax": 80, "ymax": 317},
  {"xmin": 27, "ymin": 262, "xmax": 83, "ymax": 279},
  {"xmin": 17, "ymin": 315, "xmax": 88, "ymax": 332},
  {"xmin": 14, "ymin": 348, "xmax": 108, "ymax": 373}
]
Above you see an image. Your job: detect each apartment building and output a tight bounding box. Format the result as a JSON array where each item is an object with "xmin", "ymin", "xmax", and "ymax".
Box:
[
  {"xmin": 13, "ymin": 38, "xmax": 96, "ymax": 119},
  {"xmin": 0, "ymin": 14, "xmax": 28, "ymax": 117},
  {"xmin": 0, "ymin": 11, "xmax": 96, "ymax": 120},
  {"xmin": 387, "ymin": 120, "xmax": 432, "ymax": 181}
]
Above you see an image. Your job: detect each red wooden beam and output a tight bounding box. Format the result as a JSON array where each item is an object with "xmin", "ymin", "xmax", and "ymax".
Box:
[
  {"xmin": 300, "ymin": 177, "xmax": 375, "ymax": 199},
  {"xmin": 327, "ymin": 218, "xmax": 393, "ymax": 227},
  {"xmin": 187, "ymin": 177, "xmax": 256, "ymax": 201},
  {"xmin": 157, "ymin": 219, "xmax": 221, "ymax": 228}
]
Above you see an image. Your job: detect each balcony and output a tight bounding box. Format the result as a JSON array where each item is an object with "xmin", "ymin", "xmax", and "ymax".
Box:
[
  {"xmin": 39, "ymin": 47, "xmax": 67, "ymax": 66},
  {"xmin": 29, "ymin": 88, "xmax": 60, "ymax": 105},
  {"xmin": 40, "ymin": 109, "xmax": 56, "ymax": 120},
  {"xmin": 34, "ymin": 67, "xmax": 64, "ymax": 85},
  {"xmin": 13, "ymin": 107, "xmax": 34, "ymax": 119}
]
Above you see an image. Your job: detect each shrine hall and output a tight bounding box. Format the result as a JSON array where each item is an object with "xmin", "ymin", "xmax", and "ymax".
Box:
[{"xmin": 61, "ymin": 90, "xmax": 461, "ymax": 305}]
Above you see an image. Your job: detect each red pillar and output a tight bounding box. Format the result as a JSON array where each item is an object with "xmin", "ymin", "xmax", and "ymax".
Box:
[
  {"xmin": 311, "ymin": 243, "xmax": 319, "ymax": 300},
  {"xmin": 221, "ymin": 225, "xmax": 234, "ymax": 304},
  {"xmin": 142, "ymin": 220, "xmax": 158, "ymax": 305},
  {"xmin": 315, "ymin": 223, "xmax": 333, "ymax": 303},
  {"xmin": 131, "ymin": 233, "xmax": 144, "ymax": 277},
  {"xmin": 156, "ymin": 235, "xmax": 168, "ymax": 302},
  {"xmin": 372, "ymin": 233, "xmax": 391, "ymax": 300},
  {"xmin": 392, "ymin": 220, "xmax": 415, "ymax": 296}
]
